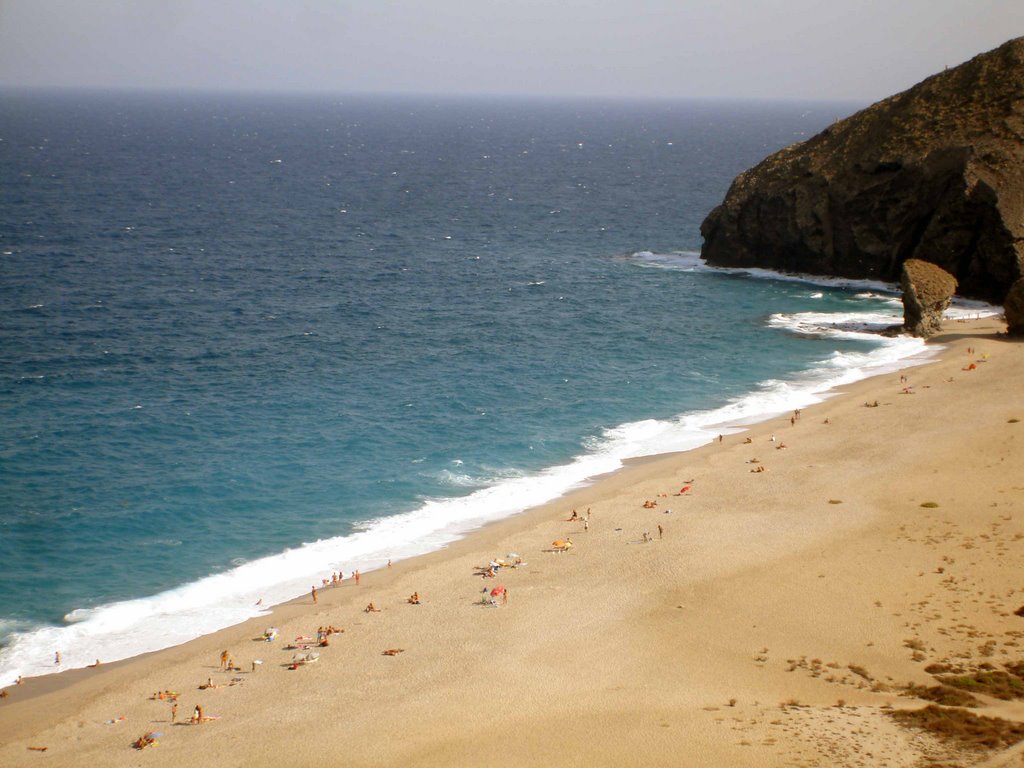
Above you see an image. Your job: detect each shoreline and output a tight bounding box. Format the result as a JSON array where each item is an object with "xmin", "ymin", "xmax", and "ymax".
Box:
[
  {"xmin": 3, "ymin": 315, "xmax": 1023, "ymax": 766},
  {"xmin": 0, "ymin": 315, "xmax": 941, "ymax": 691}
]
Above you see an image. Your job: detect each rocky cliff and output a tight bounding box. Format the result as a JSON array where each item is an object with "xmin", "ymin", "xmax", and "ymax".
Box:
[{"xmin": 700, "ymin": 37, "xmax": 1024, "ymax": 304}]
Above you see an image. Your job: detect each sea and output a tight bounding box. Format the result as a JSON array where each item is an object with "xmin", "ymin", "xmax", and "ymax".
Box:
[{"xmin": 0, "ymin": 91, "xmax": 991, "ymax": 687}]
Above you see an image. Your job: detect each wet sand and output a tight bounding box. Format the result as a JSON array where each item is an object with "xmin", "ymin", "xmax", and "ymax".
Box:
[{"xmin": 2, "ymin": 316, "xmax": 1023, "ymax": 767}]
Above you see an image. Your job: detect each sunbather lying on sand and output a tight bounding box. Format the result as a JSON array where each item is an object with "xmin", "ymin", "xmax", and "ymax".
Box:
[{"xmin": 132, "ymin": 732, "xmax": 159, "ymax": 750}]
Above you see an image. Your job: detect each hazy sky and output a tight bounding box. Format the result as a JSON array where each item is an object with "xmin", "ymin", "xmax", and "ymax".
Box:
[{"xmin": 1, "ymin": 0, "xmax": 1022, "ymax": 101}]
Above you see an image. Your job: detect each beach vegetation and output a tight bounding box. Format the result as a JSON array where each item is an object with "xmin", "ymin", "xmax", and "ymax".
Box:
[
  {"xmin": 936, "ymin": 670, "xmax": 1024, "ymax": 700},
  {"xmin": 902, "ymin": 683, "xmax": 980, "ymax": 707},
  {"xmin": 890, "ymin": 705, "xmax": 1024, "ymax": 750},
  {"xmin": 1005, "ymin": 662, "xmax": 1024, "ymax": 679}
]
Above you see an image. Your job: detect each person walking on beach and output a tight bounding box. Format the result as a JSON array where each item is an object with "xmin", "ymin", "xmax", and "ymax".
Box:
[
  {"xmin": 354, "ymin": 570, "xmax": 361, "ymax": 586},
  {"xmin": 220, "ymin": 650, "xmax": 229, "ymax": 670},
  {"xmin": 657, "ymin": 524, "xmax": 663, "ymax": 539}
]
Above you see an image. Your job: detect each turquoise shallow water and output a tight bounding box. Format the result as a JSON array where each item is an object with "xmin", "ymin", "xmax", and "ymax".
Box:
[{"xmin": 0, "ymin": 92, "xmax": 930, "ymax": 683}]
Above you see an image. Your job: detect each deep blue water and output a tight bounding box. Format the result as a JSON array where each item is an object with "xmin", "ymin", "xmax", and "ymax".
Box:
[{"xmin": 0, "ymin": 91, "xmax": 906, "ymax": 682}]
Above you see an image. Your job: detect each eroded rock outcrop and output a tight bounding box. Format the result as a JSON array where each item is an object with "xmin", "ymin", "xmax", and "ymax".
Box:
[
  {"xmin": 700, "ymin": 37, "xmax": 1024, "ymax": 305},
  {"xmin": 901, "ymin": 259, "xmax": 958, "ymax": 337},
  {"xmin": 1004, "ymin": 278, "xmax": 1024, "ymax": 335}
]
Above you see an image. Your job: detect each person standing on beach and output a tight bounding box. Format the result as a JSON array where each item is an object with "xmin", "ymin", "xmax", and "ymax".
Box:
[
  {"xmin": 220, "ymin": 649, "xmax": 229, "ymax": 670},
  {"xmin": 354, "ymin": 570, "xmax": 361, "ymax": 586},
  {"xmin": 311, "ymin": 585, "xmax": 318, "ymax": 604},
  {"xmin": 658, "ymin": 524, "xmax": 663, "ymax": 539},
  {"xmin": 171, "ymin": 703, "xmax": 178, "ymax": 723},
  {"xmin": 54, "ymin": 651, "xmax": 60, "ymax": 666}
]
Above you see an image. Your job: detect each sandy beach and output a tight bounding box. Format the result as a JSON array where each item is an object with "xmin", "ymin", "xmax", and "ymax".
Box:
[{"xmin": 2, "ymin": 316, "xmax": 1023, "ymax": 767}]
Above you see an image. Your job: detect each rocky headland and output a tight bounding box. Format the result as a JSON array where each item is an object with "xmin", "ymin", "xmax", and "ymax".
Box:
[{"xmin": 700, "ymin": 36, "xmax": 1024, "ymax": 308}]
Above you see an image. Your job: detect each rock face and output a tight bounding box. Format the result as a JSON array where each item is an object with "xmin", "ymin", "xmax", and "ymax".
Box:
[
  {"xmin": 901, "ymin": 259, "xmax": 958, "ymax": 337},
  {"xmin": 700, "ymin": 37, "xmax": 1024, "ymax": 305},
  {"xmin": 1004, "ymin": 278, "xmax": 1024, "ymax": 335}
]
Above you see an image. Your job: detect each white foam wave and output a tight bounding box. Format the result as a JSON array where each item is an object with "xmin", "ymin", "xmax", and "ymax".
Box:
[
  {"xmin": 768, "ymin": 309, "xmax": 902, "ymax": 339},
  {"xmin": 626, "ymin": 250, "xmax": 900, "ymax": 293},
  {"xmin": 629, "ymin": 253, "xmax": 1007, "ymax": 322},
  {"xmin": 625, "ymin": 250, "xmax": 706, "ymax": 271},
  {"xmin": 0, "ymin": 293, "xmax": 966, "ymax": 687}
]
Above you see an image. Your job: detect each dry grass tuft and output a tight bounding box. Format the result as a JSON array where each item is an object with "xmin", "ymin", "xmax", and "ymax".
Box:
[
  {"xmin": 848, "ymin": 664, "xmax": 872, "ymax": 680},
  {"xmin": 890, "ymin": 705, "xmax": 1024, "ymax": 750}
]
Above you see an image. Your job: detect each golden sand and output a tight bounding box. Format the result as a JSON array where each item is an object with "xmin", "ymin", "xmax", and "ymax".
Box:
[{"xmin": 2, "ymin": 317, "xmax": 1023, "ymax": 767}]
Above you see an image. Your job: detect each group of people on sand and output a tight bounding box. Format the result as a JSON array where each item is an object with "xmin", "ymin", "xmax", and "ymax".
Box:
[
  {"xmin": 315, "ymin": 626, "xmax": 343, "ymax": 646},
  {"xmin": 310, "ymin": 568, "xmax": 368, "ymax": 602},
  {"xmin": 219, "ymin": 649, "xmax": 240, "ymax": 672}
]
